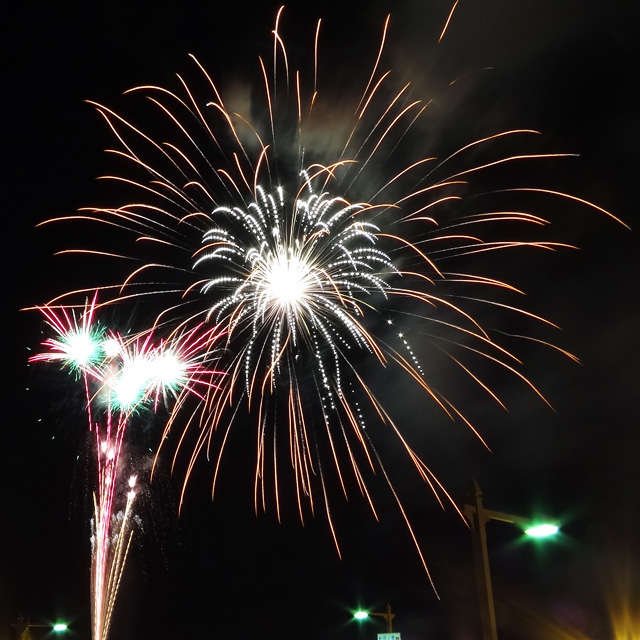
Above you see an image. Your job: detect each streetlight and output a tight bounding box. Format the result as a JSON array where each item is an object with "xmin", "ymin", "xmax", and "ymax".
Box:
[
  {"xmin": 462, "ymin": 478, "xmax": 559, "ymax": 640},
  {"xmin": 353, "ymin": 603, "xmax": 396, "ymax": 633},
  {"xmin": 11, "ymin": 617, "xmax": 69, "ymax": 638},
  {"xmin": 524, "ymin": 523, "xmax": 559, "ymax": 538}
]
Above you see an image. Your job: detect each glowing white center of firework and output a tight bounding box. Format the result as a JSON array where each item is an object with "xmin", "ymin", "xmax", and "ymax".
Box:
[
  {"xmin": 113, "ymin": 358, "xmax": 153, "ymax": 408},
  {"xmin": 128, "ymin": 475, "xmax": 137, "ymax": 488},
  {"xmin": 102, "ymin": 337, "xmax": 120, "ymax": 358},
  {"xmin": 64, "ymin": 330, "xmax": 100, "ymax": 367},
  {"xmin": 152, "ymin": 351, "xmax": 186, "ymax": 388},
  {"xmin": 263, "ymin": 252, "xmax": 312, "ymax": 309}
]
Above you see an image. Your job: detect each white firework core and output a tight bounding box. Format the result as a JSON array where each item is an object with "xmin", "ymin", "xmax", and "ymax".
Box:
[
  {"xmin": 263, "ymin": 249, "xmax": 312, "ymax": 311},
  {"xmin": 195, "ymin": 174, "xmax": 395, "ymax": 393}
]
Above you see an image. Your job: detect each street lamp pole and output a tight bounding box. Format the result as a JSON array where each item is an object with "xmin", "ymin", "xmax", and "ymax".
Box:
[
  {"xmin": 371, "ymin": 603, "xmax": 395, "ymax": 632},
  {"xmin": 11, "ymin": 616, "xmax": 68, "ymax": 639},
  {"xmin": 463, "ymin": 480, "xmax": 498, "ymax": 640},
  {"xmin": 462, "ymin": 479, "xmax": 555, "ymax": 640}
]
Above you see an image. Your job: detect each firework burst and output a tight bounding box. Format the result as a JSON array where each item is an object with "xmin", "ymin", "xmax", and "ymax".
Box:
[
  {"xmin": 31, "ymin": 299, "xmax": 223, "ymax": 639},
  {"xmin": 36, "ymin": 7, "xmax": 625, "ymax": 587}
]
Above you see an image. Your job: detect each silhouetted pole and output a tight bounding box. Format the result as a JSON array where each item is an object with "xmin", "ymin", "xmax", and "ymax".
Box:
[
  {"xmin": 369, "ymin": 603, "xmax": 396, "ymax": 632},
  {"xmin": 11, "ymin": 616, "xmax": 52, "ymax": 640},
  {"xmin": 462, "ymin": 480, "xmax": 498, "ymax": 640}
]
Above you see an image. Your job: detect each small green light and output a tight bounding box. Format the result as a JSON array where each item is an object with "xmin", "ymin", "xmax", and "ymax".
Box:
[
  {"xmin": 53, "ymin": 623, "xmax": 68, "ymax": 632},
  {"xmin": 354, "ymin": 611, "xmax": 369, "ymax": 620},
  {"xmin": 524, "ymin": 523, "xmax": 559, "ymax": 537}
]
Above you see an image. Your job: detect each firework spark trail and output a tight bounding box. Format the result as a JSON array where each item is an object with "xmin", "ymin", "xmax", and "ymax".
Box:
[
  {"xmin": 35, "ymin": 8, "xmax": 625, "ymax": 585},
  {"xmin": 31, "ymin": 301, "xmax": 223, "ymax": 639},
  {"xmin": 90, "ymin": 465, "xmax": 135, "ymax": 640}
]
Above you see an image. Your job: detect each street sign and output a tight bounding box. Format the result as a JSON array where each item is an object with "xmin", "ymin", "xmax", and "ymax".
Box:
[{"xmin": 377, "ymin": 634, "xmax": 401, "ymax": 640}]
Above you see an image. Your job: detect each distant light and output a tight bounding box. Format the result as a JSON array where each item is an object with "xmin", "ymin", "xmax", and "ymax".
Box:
[
  {"xmin": 524, "ymin": 523, "xmax": 559, "ymax": 537},
  {"xmin": 53, "ymin": 623, "xmax": 68, "ymax": 632},
  {"xmin": 354, "ymin": 611, "xmax": 369, "ymax": 620}
]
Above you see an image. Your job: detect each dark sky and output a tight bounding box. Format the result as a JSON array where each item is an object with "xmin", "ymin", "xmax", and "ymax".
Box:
[{"xmin": 3, "ymin": 1, "xmax": 640, "ymax": 639}]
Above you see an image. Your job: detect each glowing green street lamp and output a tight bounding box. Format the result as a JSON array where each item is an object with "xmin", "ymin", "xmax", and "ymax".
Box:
[
  {"xmin": 353, "ymin": 603, "xmax": 396, "ymax": 632},
  {"xmin": 53, "ymin": 622, "xmax": 69, "ymax": 632},
  {"xmin": 524, "ymin": 523, "xmax": 559, "ymax": 538},
  {"xmin": 462, "ymin": 479, "xmax": 559, "ymax": 640}
]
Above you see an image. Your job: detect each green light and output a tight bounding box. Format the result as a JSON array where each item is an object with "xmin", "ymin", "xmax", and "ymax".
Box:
[
  {"xmin": 354, "ymin": 611, "xmax": 369, "ymax": 620},
  {"xmin": 524, "ymin": 523, "xmax": 559, "ymax": 537},
  {"xmin": 53, "ymin": 623, "xmax": 68, "ymax": 632}
]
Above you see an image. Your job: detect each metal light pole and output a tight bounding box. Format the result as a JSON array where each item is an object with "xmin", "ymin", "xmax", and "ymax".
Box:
[
  {"xmin": 372, "ymin": 603, "xmax": 395, "ymax": 632},
  {"xmin": 462, "ymin": 479, "xmax": 558, "ymax": 640}
]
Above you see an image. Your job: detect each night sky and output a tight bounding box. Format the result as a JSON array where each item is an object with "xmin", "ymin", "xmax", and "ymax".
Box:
[{"xmin": 3, "ymin": 1, "xmax": 640, "ymax": 639}]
